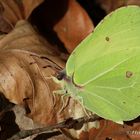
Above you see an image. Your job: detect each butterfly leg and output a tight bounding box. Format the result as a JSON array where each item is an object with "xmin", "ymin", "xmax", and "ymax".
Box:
[
  {"xmin": 52, "ymin": 89, "xmax": 65, "ymax": 107},
  {"xmin": 77, "ymin": 96, "xmax": 91, "ymax": 118},
  {"xmin": 58, "ymin": 93, "xmax": 70, "ymax": 114}
]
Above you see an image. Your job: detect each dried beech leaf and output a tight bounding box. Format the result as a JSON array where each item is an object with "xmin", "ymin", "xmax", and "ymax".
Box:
[
  {"xmin": 31, "ymin": 0, "xmax": 94, "ymax": 53},
  {"xmin": 97, "ymin": 0, "xmax": 140, "ymax": 13},
  {"xmin": 0, "ymin": 21, "xmax": 97, "ymax": 139},
  {"xmin": 54, "ymin": 0, "xmax": 94, "ymax": 53},
  {"xmin": 79, "ymin": 119, "xmax": 140, "ymax": 140},
  {"xmin": 0, "ymin": 0, "xmax": 44, "ymax": 33},
  {"xmin": 0, "ymin": 0, "xmax": 23, "ymax": 22},
  {"xmin": 0, "ymin": 4, "xmax": 13, "ymax": 33},
  {"xmin": 22, "ymin": 0, "xmax": 44, "ymax": 19},
  {"xmin": 0, "ymin": 20, "xmax": 64, "ymax": 123}
]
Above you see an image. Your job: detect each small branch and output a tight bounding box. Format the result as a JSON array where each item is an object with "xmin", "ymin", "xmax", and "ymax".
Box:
[{"xmin": 8, "ymin": 114, "xmax": 101, "ymax": 140}]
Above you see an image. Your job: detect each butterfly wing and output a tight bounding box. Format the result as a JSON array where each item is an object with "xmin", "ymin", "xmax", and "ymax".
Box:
[{"xmin": 66, "ymin": 6, "xmax": 140, "ymax": 121}]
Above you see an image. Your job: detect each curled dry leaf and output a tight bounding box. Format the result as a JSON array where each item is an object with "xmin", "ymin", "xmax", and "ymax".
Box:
[
  {"xmin": 0, "ymin": 20, "xmax": 64, "ymax": 124},
  {"xmin": 22, "ymin": 0, "xmax": 44, "ymax": 19},
  {"xmin": 0, "ymin": 0, "xmax": 44, "ymax": 33},
  {"xmin": 31, "ymin": 0, "xmax": 94, "ymax": 53},
  {"xmin": 53, "ymin": 0, "xmax": 94, "ymax": 53},
  {"xmin": 0, "ymin": 20, "xmax": 98, "ymax": 139},
  {"xmin": 96, "ymin": 0, "xmax": 140, "ymax": 13}
]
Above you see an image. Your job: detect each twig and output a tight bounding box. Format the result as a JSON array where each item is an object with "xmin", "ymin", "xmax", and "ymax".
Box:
[{"xmin": 8, "ymin": 114, "xmax": 101, "ymax": 140}]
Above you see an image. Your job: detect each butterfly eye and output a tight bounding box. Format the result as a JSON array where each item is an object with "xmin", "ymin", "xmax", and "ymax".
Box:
[{"xmin": 57, "ymin": 69, "xmax": 66, "ymax": 80}]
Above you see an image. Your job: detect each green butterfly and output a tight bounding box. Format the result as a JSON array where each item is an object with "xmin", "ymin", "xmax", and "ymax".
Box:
[{"xmin": 58, "ymin": 6, "xmax": 140, "ymax": 122}]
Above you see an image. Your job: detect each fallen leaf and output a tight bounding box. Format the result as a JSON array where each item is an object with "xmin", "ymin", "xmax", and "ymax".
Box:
[
  {"xmin": 96, "ymin": 0, "xmax": 140, "ymax": 13},
  {"xmin": 0, "ymin": 20, "xmax": 64, "ymax": 124},
  {"xmin": 22, "ymin": 0, "xmax": 44, "ymax": 19},
  {"xmin": 0, "ymin": 20, "xmax": 97, "ymax": 139},
  {"xmin": 0, "ymin": 0, "xmax": 44, "ymax": 33},
  {"xmin": 31, "ymin": 0, "xmax": 94, "ymax": 53},
  {"xmin": 79, "ymin": 119, "xmax": 140, "ymax": 140},
  {"xmin": 53, "ymin": 0, "xmax": 94, "ymax": 53}
]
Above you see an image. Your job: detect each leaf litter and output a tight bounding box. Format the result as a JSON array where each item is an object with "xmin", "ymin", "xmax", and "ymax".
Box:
[{"xmin": 0, "ymin": 0, "xmax": 140, "ymax": 140}]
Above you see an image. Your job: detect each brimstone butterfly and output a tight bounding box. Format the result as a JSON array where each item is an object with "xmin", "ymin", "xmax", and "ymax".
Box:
[{"xmin": 59, "ymin": 6, "xmax": 140, "ymax": 122}]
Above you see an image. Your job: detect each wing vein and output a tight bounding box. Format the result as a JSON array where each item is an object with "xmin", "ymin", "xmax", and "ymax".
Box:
[
  {"xmin": 83, "ymin": 90, "xmax": 129, "ymax": 114},
  {"xmin": 82, "ymin": 56, "xmax": 132, "ymax": 86}
]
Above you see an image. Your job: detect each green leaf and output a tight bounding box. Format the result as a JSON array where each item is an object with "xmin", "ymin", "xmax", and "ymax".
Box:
[{"xmin": 65, "ymin": 6, "xmax": 140, "ymax": 122}]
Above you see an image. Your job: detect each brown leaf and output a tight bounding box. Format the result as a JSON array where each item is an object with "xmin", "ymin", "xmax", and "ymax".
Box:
[
  {"xmin": 31, "ymin": 0, "xmax": 94, "ymax": 53},
  {"xmin": 0, "ymin": 0, "xmax": 44, "ymax": 33},
  {"xmin": 0, "ymin": 20, "xmax": 64, "ymax": 123},
  {"xmin": 96, "ymin": 0, "xmax": 140, "ymax": 14},
  {"xmin": 0, "ymin": 3, "xmax": 13, "ymax": 33},
  {"xmin": 22, "ymin": 0, "xmax": 44, "ymax": 19},
  {"xmin": 0, "ymin": 20, "xmax": 97, "ymax": 139},
  {"xmin": 53, "ymin": 0, "xmax": 94, "ymax": 53},
  {"xmin": 79, "ymin": 119, "xmax": 140, "ymax": 140}
]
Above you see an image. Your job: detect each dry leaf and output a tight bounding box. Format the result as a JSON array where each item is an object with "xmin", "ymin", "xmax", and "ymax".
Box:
[
  {"xmin": 0, "ymin": 20, "xmax": 97, "ymax": 139},
  {"xmin": 53, "ymin": 0, "xmax": 94, "ymax": 53},
  {"xmin": 78, "ymin": 119, "xmax": 140, "ymax": 140},
  {"xmin": 0, "ymin": 20, "xmax": 64, "ymax": 124},
  {"xmin": 31, "ymin": 0, "xmax": 94, "ymax": 53},
  {"xmin": 96, "ymin": 0, "xmax": 140, "ymax": 13},
  {"xmin": 22, "ymin": 0, "xmax": 44, "ymax": 19},
  {"xmin": 0, "ymin": 0, "xmax": 44, "ymax": 33}
]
